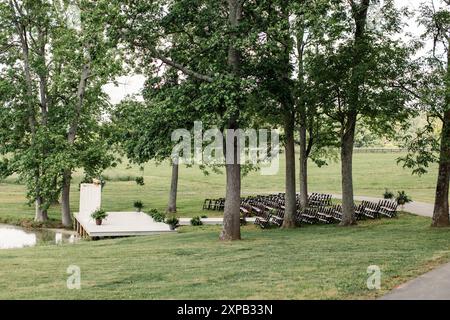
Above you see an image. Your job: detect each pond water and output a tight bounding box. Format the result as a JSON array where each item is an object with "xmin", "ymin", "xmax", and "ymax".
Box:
[{"xmin": 0, "ymin": 224, "xmax": 78, "ymax": 249}]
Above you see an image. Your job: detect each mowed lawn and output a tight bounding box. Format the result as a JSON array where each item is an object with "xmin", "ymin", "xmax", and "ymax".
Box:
[
  {"xmin": 0, "ymin": 152, "xmax": 439, "ymax": 225},
  {"xmin": 0, "ymin": 153, "xmax": 448, "ymax": 300},
  {"xmin": 1, "ymin": 213, "xmax": 450, "ymax": 299}
]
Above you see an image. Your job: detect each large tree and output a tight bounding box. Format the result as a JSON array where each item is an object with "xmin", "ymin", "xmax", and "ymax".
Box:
[
  {"xmin": 249, "ymin": 0, "xmax": 297, "ymax": 227},
  {"xmin": 421, "ymin": 0, "xmax": 450, "ymax": 227},
  {"xmin": 110, "ymin": 0, "xmax": 263, "ymax": 240},
  {"xmin": 400, "ymin": 0, "xmax": 450, "ymax": 227},
  {"xmin": 293, "ymin": 0, "xmax": 339, "ymax": 210},
  {"xmin": 308, "ymin": 0, "xmax": 413, "ymax": 225},
  {"xmin": 0, "ymin": 0, "xmax": 119, "ymax": 226},
  {"xmin": 249, "ymin": 0, "xmax": 331, "ymax": 225},
  {"xmin": 112, "ymin": 72, "xmax": 204, "ymax": 214}
]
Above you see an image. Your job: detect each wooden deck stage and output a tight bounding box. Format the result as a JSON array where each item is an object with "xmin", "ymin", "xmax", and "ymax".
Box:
[
  {"xmin": 74, "ymin": 212, "xmax": 174, "ymax": 238},
  {"xmin": 74, "ymin": 214, "xmax": 257, "ymax": 238}
]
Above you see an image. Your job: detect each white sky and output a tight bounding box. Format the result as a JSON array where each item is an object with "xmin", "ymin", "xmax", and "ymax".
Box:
[
  {"xmin": 102, "ymin": 75, "xmax": 146, "ymax": 105},
  {"xmin": 102, "ymin": 0, "xmax": 429, "ymax": 105}
]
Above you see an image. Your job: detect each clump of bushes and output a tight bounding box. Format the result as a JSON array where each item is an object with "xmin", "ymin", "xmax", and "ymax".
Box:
[
  {"xmin": 135, "ymin": 176, "xmax": 145, "ymax": 186},
  {"xmin": 165, "ymin": 215, "xmax": 180, "ymax": 230},
  {"xmin": 396, "ymin": 191, "xmax": 412, "ymax": 208},
  {"xmin": 190, "ymin": 216, "xmax": 203, "ymax": 226},
  {"xmin": 383, "ymin": 189, "xmax": 394, "ymax": 200},
  {"xmin": 148, "ymin": 209, "xmax": 166, "ymax": 222},
  {"xmin": 134, "ymin": 200, "xmax": 144, "ymax": 212}
]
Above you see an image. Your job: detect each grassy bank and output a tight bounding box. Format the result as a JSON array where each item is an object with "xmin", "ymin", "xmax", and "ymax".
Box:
[{"xmin": 1, "ymin": 213, "xmax": 450, "ymax": 299}]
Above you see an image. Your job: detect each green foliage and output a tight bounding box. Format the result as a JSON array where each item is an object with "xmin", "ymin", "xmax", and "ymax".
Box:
[
  {"xmin": 398, "ymin": 2, "xmax": 450, "ymax": 178},
  {"xmin": 305, "ymin": 1, "xmax": 414, "ymax": 147},
  {"xmin": 91, "ymin": 209, "xmax": 108, "ymax": 220},
  {"xmin": 107, "ymin": 0, "xmax": 281, "ymax": 176},
  {"xmin": 133, "ymin": 200, "xmax": 144, "ymax": 210},
  {"xmin": 0, "ymin": 0, "xmax": 121, "ymax": 212},
  {"xmin": 396, "ymin": 191, "xmax": 412, "ymax": 206},
  {"xmin": 397, "ymin": 121, "xmax": 440, "ymax": 176},
  {"xmin": 355, "ymin": 126, "xmax": 386, "ymax": 148},
  {"xmin": 383, "ymin": 189, "xmax": 394, "ymax": 200},
  {"xmin": 79, "ymin": 176, "xmax": 107, "ymax": 190},
  {"xmin": 190, "ymin": 216, "xmax": 203, "ymax": 226},
  {"xmin": 148, "ymin": 209, "xmax": 166, "ymax": 223},
  {"xmin": 135, "ymin": 176, "xmax": 145, "ymax": 186},
  {"xmin": 165, "ymin": 215, "xmax": 180, "ymax": 228}
]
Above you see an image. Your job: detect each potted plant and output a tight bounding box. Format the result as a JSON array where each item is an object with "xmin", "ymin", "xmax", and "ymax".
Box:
[
  {"xmin": 396, "ymin": 191, "xmax": 412, "ymax": 210},
  {"xmin": 165, "ymin": 216, "xmax": 180, "ymax": 230},
  {"xmin": 91, "ymin": 209, "xmax": 108, "ymax": 225},
  {"xmin": 134, "ymin": 200, "xmax": 144, "ymax": 212}
]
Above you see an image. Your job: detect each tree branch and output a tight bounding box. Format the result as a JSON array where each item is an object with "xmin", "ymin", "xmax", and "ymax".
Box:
[{"xmin": 149, "ymin": 48, "xmax": 214, "ymax": 83}]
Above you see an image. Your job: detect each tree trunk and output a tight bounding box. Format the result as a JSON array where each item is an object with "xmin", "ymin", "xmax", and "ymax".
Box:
[
  {"xmin": 220, "ymin": 0, "xmax": 242, "ymax": 241},
  {"xmin": 61, "ymin": 50, "xmax": 91, "ymax": 227},
  {"xmin": 51, "ymin": 175, "xmax": 60, "ymax": 205},
  {"xmin": 283, "ymin": 113, "xmax": 297, "ymax": 228},
  {"xmin": 338, "ymin": 1, "xmax": 370, "ymax": 226},
  {"xmin": 61, "ymin": 169, "xmax": 72, "ymax": 227},
  {"xmin": 220, "ymin": 120, "xmax": 241, "ymax": 240},
  {"xmin": 432, "ymin": 42, "xmax": 450, "ymax": 227},
  {"xmin": 278, "ymin": 2, "xmax": 296, "ymax": 228},
  {"xmin": 298, "ymin": 119, "xmax": 308, "ymax": 211},
  {"xmin": 220, "ymin": 161, "xmax": 241, "ymax": 241},
  {"xmin": 12, "ymin": 11, "xmax": 45, "ymax": 222},
  {"xmin": 35, "ymin": 27, "xmax": 51, "ymax": 221},
  {"xmin": 296, "ymin": 13, "xmax": 308, "ymax": 211},
  {"xmin": 432, "ymin": 116, "xmax": 450, "ymax": 227},
  {"xmin": 167, "ymin": 161, "xmax": 179, "ymax": 213},
  {"xmin": 35, "ymin": 195, "xmax": 48, "ymax": 222},
  {"xmin": 340, "ymin": 114, "xmax": 357, "ymax": 226}
]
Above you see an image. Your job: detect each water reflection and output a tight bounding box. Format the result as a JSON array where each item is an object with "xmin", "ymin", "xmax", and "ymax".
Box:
[
  {"xmin": 55, "ymin": 232, "xmax": 62, "ymax": 244},
  {"xmin": 0, "ymin": 228, "xmax": 36, "ymax": 249},
  {"xmin": 0, "ymin": 224, "xmax": 78, "ymax": 249}
]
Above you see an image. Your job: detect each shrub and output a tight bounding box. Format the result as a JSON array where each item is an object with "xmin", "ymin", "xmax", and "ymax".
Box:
[
  {"xmin": 91, "ymin": 209, "xmax": 108, "ymax": 220},
  {"xmin": 165, "ymin": 216, "xmax": 180, "ymax": 229},
  {"xmin": 134, "ymin": 200, "xmax": 144, "ymax": 211},
  {"xmin": 396, "ymin": 191, "xmax": 412, "ymax": 206},
  {"xmin": 190, "ymin": 216, "xmax": 203, "ymax": 226},
  {"xmin": 135, "ymin": 176, "xmax": 145, "ymax": 186},
  {"xmin": 148, "ymin": 209, "xmax": 166, "ymax": 222},
  {"xmin": 383, "ymin": 189, "xmax": 394, "ymax": 200}
]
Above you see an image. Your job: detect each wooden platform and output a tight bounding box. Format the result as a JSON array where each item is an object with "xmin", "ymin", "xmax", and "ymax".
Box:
[{"xmin": 74, "ymin": 212, "xmax": 175, "ymax": 238}]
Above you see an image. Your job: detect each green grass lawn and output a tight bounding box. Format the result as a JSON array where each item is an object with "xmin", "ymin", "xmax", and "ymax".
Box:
[
  {"xmin": 0, "ymin": 152, "xmax": 439, "ymax": 226},
  {"xmin": 1, "ymin": 213, "xmax": 450, "ymax": 299},
  {"xmin": 0, "ymin": 153, "xmax": 448, "ymax": 300}
]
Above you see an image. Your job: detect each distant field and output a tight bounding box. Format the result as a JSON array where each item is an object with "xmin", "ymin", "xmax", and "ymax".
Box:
[{"xmin": 0, "ymin": 152, "xmax": 438, "ymax": 224}]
